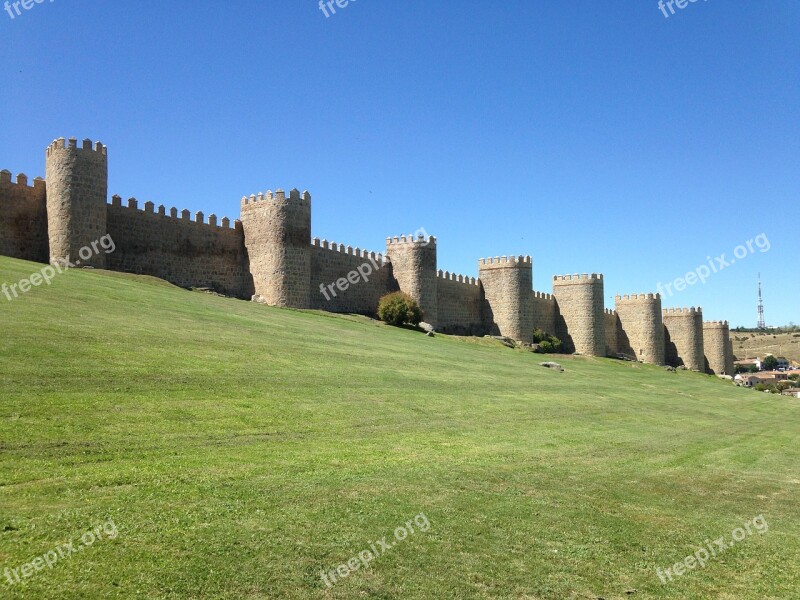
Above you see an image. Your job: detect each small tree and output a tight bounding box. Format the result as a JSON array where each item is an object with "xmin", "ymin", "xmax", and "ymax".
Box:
[
  {"xmin": 532, "ymin": 328, "xmax": 548, "ymax": 344},
  {"xmin": 762, "ymin": 355, "xmax": 779, "ymax": 371},
  {"xmin": 534, "ymin": 331, "xmax": 564, "ymax": 354},
  {"xmin": 377, "ymin": 292, "xmax": 423, "ymax": 327}
]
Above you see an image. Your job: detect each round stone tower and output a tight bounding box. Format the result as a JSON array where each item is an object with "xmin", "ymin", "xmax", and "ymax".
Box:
[
  {"xmin": 45, "ymin": 137, "xmax": 108, "ymax": 268},
  {"xmin": 478, "ymin": 255, "xmax": 533, "ymax": 343},
  {"xmin": 614, "ymin": 293, "xmax": 665, "ymax": 365},
  {"xmin": 663, "ymin": 307, "xmax": 705, "ymax": 371},
  {"xmin": 239, "ymin": 189, "xmax": 312, "ymax": 308},
  {"xmin": 552, "ymin": 273, "xmax": 606, "ymax": 356},
  {"xmin": 703, "ymin": 320, "xmax": 734, "ymax": 375},
  {"xmin": 385, "ymin": 235, "xmax": 438, "ymax": 326}
]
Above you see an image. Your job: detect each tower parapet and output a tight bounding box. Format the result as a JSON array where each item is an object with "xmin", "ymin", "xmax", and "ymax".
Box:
[
  {"xmin": 385, "ymin": 234, "xmax": 438, "ymax": 325},
  {"xmin": 614, "ymin": 293, "xmax": 665, "ymax": 364},
  {"xmin": 662, "ymin": 307, "xmax": 704, "ymax": 371},
  {"xmin": 479, "ymin": 255, "xmax": 533, "ymax": 342},
  {"xmin": 703, "ymin": 320, "xmax": 734, "ymax": 375},
  {"xmin": 552, "ymin": 273, "xmax": 605, "ymax": 356},
  {"xmin": 45, "ymin": 137, "xmax": 108, "ymax": 267},
  {"xmin": 239, "ymin": 189, "xmax": 311, "ymax": 308}
]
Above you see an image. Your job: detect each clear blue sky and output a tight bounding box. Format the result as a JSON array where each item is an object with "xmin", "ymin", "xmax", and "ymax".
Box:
[{"xmin": 1, "ymin": 1, "xmax": 797, "ymax": 327}]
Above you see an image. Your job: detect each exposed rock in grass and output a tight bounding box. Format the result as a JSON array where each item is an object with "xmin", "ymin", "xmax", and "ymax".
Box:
[{"xmin": 540, "ymin": 362, "xmax": 564, "ymax": 372}]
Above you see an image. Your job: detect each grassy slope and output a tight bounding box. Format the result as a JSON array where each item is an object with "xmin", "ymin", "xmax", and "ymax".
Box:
[{"xmin": 0, "ymin": 255, "xmax": 798, "ymax": 600}]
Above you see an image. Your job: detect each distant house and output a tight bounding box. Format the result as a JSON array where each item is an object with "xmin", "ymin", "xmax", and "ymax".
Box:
[
  {"xmin": 735, "ymin": 374, "xmax": 762, "ymax": 387},
  {"xmin": 775, "ymin": 357, "xmax": 790, "ymax": 370},
  {"xmin": 781, "ymin": 389, "xmax": 800, "ymax": 398},
  {"xmin": 735, "ymin": 372, "xmax": 788, "ymax": 387}
]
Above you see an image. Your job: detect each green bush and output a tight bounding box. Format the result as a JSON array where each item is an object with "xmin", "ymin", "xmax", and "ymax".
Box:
[
  {"xmin": 533, "ymin": 331, "xmax": 564, "ymax": 354},
  {"xmin": 377, "ymin": 292, "xmax": 423, "ymax": 327},
  {"xmin": 762, "ymin": 356, "xmax": 779, "ymax": 371}
]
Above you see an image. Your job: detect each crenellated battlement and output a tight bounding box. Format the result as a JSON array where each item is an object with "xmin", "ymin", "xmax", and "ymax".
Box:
[
  {"xmin": 615, "ymin": 292, "xmax": 661, "ymax": 302},
  {"xmin": 312, "ymin": 237, "xmax": 388, "ymax": 265},
  {"xmin": 553, "ymin": 272, "xmax": 603, "ymax": 283},
  {"xmin": 1, "ymin": 133, "xmax": 739, "ymax": 361},
  {"xmin": 109, "ymin": 195, "xmax": 239, "ymax": 230},
  {"xmin": 663, "ymin": 307, "xmax": 701, "ymax": 315},
  {"xmin": 386, "ymin": 234, "xmax": 437, "ymax": 247},
  {"xmin": 0, "ymin": 170, "xmax": 46, "ymax": 191},
  {"xmin": 478, "ymin": 255, "xmax": 532, "ymax": 269},
  {"xmin": 45, "ymin": 137, "xmax": 106, "ymax": 157},
  {"xmin": 436, "ymin": 269, "xmax": 478, "ymax": 286},
  {"xmin": 240, "ymin": 188, "xmax": 311, "ymax": 208}
]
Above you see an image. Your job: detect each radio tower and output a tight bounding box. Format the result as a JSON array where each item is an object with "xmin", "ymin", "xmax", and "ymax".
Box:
[{"xmin": 757, "ymin": 273, "xmax": 765, "ymax": 329}]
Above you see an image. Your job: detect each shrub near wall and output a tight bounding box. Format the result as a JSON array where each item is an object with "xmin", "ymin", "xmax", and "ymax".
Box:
[{"xmin": 378, "ymin": 292, "xmax": 423, "ymax": 327}]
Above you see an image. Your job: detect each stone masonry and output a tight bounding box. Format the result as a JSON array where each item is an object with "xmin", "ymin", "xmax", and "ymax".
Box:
[
  {"xmin": 614, "ymin": 293, "xmax": 666, "ymax": 365},
  {"xmin": 0, "ymin": 135, "xmax": 734, "ymax": 374},
  {"xmin": 663, "ymin": 307, "xmax": 705, "ymax": 372}
]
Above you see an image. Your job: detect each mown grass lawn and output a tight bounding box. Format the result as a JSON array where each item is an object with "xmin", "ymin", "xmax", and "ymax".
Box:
[{"xmin": 0, "ymin": 255, "xmax": 798, "ymax": 599}]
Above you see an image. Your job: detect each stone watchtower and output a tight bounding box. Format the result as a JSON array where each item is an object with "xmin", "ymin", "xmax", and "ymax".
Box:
[
  {"xmin": 385, "ymin": 235, "xmax": 438, "ymax": 326},
  {"xmin": 239, "ymin": 189, "xmax": 312, "ymax": 308},
  {"xmin": 479, "ymin": 256, "xmax": 533, "ymax": 343},
  {"xmin": 45, "ymin": 137, "xmax": 108, "ymax": 268},
  {"xmin": 663, "ymin": 307, "xmax": 705, "ymax": 371},
  {"xmin": 552, "ymin": 274, "xmax": 605, "ymax": 356},
  {"xmin": 614, "ymin": 293, "xmax": 666, "ymax": 365},
  {"xmin": 703, "ymin": 320, "xmax": 734, "ymax": 376}
]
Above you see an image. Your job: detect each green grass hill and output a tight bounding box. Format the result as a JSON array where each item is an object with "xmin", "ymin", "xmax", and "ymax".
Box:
[{"xmin": 1, "ymin": 255, "xmax": 798, "ymax": 599}]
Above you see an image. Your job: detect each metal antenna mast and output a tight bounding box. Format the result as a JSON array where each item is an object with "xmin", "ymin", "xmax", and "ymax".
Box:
[{"xmin": 757, "ymin": 273, "xmax": 765, "ymax": 329}]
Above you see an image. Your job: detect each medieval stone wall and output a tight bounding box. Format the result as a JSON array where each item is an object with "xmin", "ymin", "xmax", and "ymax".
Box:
[
  {"xmin": 310, "ymin": 239, "xmax": 394, "ymax": 315},
  {"xmin": 604, "ymin": 309, "xmax": 620, "ymax": 356},
  {"xmin": 529, "ymin": 291, "xmax": 557, "ymax": 337},
  {"xmin": 45, "ymin": 138, "xmax": 108, "ymax": 268},
  {"xmin": 436, "ymin": 270, "xmax": 483, "ymax": 335},
  {"xmin": 0, "ymin": 135, "xmax": 740, "ymax": 370},
  {"xmin": 0, "ymin": 171, "xmax": 49, "ymax": 263},
  {"xmin": 385, "ymin": 235, "xmax": 438, "ymax": 325},
  {"xmin": 614, "ymin": 293, "xmax": 665, "ymax": 365},
  {"xmin": 479, "ymin": 256, "xmax": 534, "ymax": 343},
  {"xmin": 105, "ymin": 197, "xmax": 252, "ymax": 298},
  {"xmin": 240, "ymin": 190, "xmax": 312, "ymax": 308},
  {"xmin": 552, "ymin": 274, "xmax": 605, "ymax": 356},
  {"xmin": 704, "ymin": 321, "xmax": 734, "ymax": 375},
  {"xmin": 663, "ymin": 307, "xmax": 705, "ymax": 371}
]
